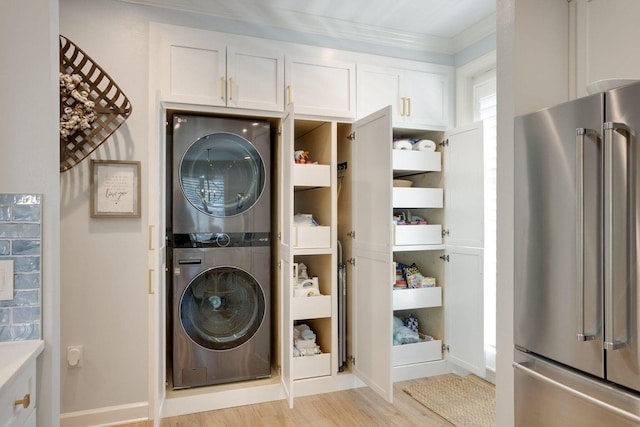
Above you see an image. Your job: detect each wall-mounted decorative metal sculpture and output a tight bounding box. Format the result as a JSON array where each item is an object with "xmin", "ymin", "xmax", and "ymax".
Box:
[{"xmin": 59, "ymin": 35, "xmax": 132, "ymax": 172}]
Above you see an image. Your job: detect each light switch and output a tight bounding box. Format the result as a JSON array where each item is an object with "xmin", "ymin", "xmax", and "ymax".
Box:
[{"xmin": 0, "ymin": 259, "xmax": 14, "ymax": 301}]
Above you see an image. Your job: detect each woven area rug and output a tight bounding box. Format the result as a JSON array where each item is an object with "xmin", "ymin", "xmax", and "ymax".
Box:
[{"xmin": 403, "ymin": 375, "xmax": 496, "ymax": 427}]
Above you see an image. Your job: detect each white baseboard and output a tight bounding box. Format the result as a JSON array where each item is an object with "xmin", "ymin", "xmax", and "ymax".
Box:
[
  {"xmin": 162, "ymin": 381, "xmax": 285, "ymax": 418},
  {"xmin": 60, "ymin": 402, "xmax": 149, "ymax": 427}
]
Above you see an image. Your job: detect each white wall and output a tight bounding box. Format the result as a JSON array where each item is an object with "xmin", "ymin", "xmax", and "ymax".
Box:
[
  {"xmin": 496, "ymin": 0, "xmax": 570, "ymax": 426},
  {"xmin": 59, "ymin": 0, "xmax": 150, "ymax": 418},
  {"xmin": 0, "ymin": 1, "xmax": 60, "ymax": 425}
]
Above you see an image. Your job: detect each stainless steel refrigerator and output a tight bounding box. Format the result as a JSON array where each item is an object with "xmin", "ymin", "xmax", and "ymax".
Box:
[{"xmin": 514, "ymin": 81, "xmax": 640, "ymax": 426}]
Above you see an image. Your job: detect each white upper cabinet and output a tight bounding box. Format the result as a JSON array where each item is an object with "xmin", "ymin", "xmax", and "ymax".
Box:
[
  {"xmin": 226, "ymin": 46, "xmax": 284, "ymax": 111},
  {"xmin": 163, "ymin": 32, "xmax": 227, "ymax": 106},
  {"xmin": 285, "ymin": 56, "xmax": 356, "ymax": 118},
  {"xmin": 157, "ymin": 25, "xmax": 285, "ymax": 112},
  {"xmin": 357, "ymin": 64, "xmax": 453, "ymax": 129}
]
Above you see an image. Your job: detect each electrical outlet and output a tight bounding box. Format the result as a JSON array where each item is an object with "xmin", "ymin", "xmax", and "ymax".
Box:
[
  {"xmin": 0, "ymin": 260, "xmax": 14, "ymax": 301},
  {"xmin": 67, "ymin": 345, "xmax": 83, "ymax": 367}
]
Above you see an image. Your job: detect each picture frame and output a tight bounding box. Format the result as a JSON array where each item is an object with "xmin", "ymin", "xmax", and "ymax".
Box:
[{"xmin": 90, "ymin": 160, "xmax": 141, "ymax": 218}]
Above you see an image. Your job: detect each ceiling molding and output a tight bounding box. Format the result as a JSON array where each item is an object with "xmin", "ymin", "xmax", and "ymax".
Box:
[
  {"xmin": 452, "ymin": 12, "xmax": 497, "ymax": 52},
  {"xmin": 119, "ymin": 0, "xmax": 494, "ymax": 54}
]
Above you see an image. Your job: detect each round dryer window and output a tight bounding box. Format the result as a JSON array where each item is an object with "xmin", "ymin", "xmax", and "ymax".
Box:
[
  {"xmin": 180, "ymin": 132, "xmax": 266, "ymax": 217},
  {"xmin": 180, "ymin": 266, "xmax": 265, "ymax": 350}
]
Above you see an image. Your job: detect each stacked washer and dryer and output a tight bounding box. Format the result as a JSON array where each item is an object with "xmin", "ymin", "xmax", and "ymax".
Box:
[{"xmin": 170, "ymin": 114, "xmax": 272, "ymax": 389}]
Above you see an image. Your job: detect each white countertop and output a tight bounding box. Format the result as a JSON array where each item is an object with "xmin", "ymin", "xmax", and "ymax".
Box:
[{"xmin": 0, "ymin": 340, "xmax": 44, "ymax": 393}]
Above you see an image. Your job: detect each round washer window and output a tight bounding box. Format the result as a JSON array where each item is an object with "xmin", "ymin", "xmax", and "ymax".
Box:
[
  {"xmin": 180, "ymin": 132, "xmax": 265, "ymax": 217},
  {"xmin": 180, "ymin": 266, "xmax": 265, "ymax": 351}
]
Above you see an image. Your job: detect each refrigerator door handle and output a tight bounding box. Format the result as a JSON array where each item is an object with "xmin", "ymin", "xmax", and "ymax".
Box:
[
  {"xmin": 603, "ymin": 121, "xmax": 634, "ymax": 351},
  {"xmin": 576, "ymin": 128, "xmax": 599, "ymax": 342}
]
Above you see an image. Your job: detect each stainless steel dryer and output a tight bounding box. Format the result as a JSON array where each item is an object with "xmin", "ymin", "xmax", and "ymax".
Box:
[
  {"xmin": 172, "ymin": 114, "xmax": 271, "ymax": 234},
  {"xmin": 172, "ymin": 233, "xmax": 271, "ymax": 388}
]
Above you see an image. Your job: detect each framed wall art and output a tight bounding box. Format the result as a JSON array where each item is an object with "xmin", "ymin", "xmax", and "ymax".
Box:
[{"xmin": 90, "ymin": 160, "xmax": 141, "ymax": 218}]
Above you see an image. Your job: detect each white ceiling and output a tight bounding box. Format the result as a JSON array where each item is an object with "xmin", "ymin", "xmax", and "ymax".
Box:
[{"xmin": 120, "ymin": 0, "xmax": 496, "ymax": 54}]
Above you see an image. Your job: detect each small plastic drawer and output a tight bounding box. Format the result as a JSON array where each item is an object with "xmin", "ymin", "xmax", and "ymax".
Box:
[
  {"xmin": 393, "ymin": 287, "xmax": 442, "ymax": 311},
  {"xmin": 294, "ymin": 226, "xmax": 331, "ymax": 249},
  {"xmin": 393, "ymin": 224, "xmax": 442, "ymax": 246},
  {"xmin": 292, "ymin": 295, "xmax": 332, "ymax": 320},
  {"xmin": 393, "ymin": 188, "xmax": 443, "ymax": 208},
  {"xmin": 293, "ymin": 353, "xmax": 331, "ymax": 380},
  {"xmin": 392, "ymin": 339, "xmax": 442, "ymax": 366},
  {"xmin": 392, "ymin": 150, "xmax": 441, "ymax": 173},
  {"xmin": 293, "ymin": 164, "xmax": 331, "ymax": 187}
]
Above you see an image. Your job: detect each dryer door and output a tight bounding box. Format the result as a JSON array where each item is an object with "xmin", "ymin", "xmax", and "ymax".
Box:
[
  {"xmin": 180, "ymin": 266, "xmax": 266, "ymax": 350},
  {"xmin": 179, "ymin": 132, "xmax": 266, "ymax": 217}
]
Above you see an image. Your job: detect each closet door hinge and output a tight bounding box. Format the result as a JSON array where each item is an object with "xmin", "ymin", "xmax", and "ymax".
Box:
[
  {"xmin": 442, "ymin": 343, "xmax": 450, "ymax": 353},
  {"xmin": 347, "ymin": 230, "xmax": 356, "ymax": 239},
  {"xmin": 277, "ymin": 260, "xmax": 282, "ymax": 269},
  {"xmin": 442, "ymin": 229, "xmax": 449, "ymax": 238},
  {"xmin": 347, "ymin": 132, "xmax": 356, "ymax": 140},
  {"xmin": 347, "ymin": 258, "xmax": 356, "ymax": 267},
  {"xmin": 438, "ymin": 139, "xmax": 449, "ymax": 147},
  {"xmin": 439, "ymin": 255, "xmax": 450, "ymax": 262},
  {"xmin": 349, "ymin": 355, "xmax": 356, "ymax": 366}
]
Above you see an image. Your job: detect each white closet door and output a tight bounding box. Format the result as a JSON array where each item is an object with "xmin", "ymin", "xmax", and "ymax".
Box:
[
  {"xmin": 280, "ymin": 105, "xmax": 294, "ymax": 408},
  {"xmin": 444, "ymin": 122, "xmax": 484, "ymax": 247},
  {"xmin": 445, "ymin": 246, "xmax": 485, "ymax": 377},
  {"xmin": 352, "ymin": 106, "xmax": 394, "ymax": 403},
  {"xmin": 443, "ymin": 121, "xmax": 486, "ymax": 377}
]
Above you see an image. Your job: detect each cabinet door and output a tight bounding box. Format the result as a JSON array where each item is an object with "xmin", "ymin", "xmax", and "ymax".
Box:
[
  {"xmin": 445, "ymin": 246, "xmax": 485, "ymax": 377},
  {"xmin": 356, "ymin": 65, "xmax": 402, "ymax": 121},
  {"xmin": 227, "ymin": 46, "xmax": 284, "ymax": 112},
  {"xmin": 280, "ymin": 105, "xmax": 294, "ymax": 408},
  {"xmin": 352, "ymin": 106, "xmax": 394, "ymax": 403},
  {"xmin": 162, "ymin": 31, "xmax": 226, "ymax": 106},
  {"xmin": 285, "ymin": 56, "xmax": 356, "ymax": 118},
  {"xmin": 444, "ymin": 122, "xmax": 484, "ymax": 247},
  {"xmin": 402, "ymin": 70, "xmax": 451, "ymax": 129}
]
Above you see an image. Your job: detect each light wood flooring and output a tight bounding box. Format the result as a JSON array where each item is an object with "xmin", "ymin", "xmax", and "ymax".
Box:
[{"xmin": 117, "ymin": 380, "xmax": 455, "ymax": 427}]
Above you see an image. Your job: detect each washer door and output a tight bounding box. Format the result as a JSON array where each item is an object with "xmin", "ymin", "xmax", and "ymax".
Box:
[
  {"xmin": 179, "ymin": 132, "xmax": 266, "ymax": 217},
  {"xmin": 180, "ymin": 266, "xmax": 265, "ymax": 350}
]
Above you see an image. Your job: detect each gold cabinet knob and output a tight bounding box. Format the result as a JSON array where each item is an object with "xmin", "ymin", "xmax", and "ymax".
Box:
[{"xmin": 14, "ymin": 393, "xmax": 30, "ymax": 408}]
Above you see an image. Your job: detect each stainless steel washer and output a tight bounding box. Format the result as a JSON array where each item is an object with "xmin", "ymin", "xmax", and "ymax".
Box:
[{"xmin": 172, "ymin": 234, "xmax": 271, "ymax": 389}]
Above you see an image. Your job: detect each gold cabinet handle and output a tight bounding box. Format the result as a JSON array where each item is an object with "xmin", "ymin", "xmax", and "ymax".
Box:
[
  {"xmin": 14, "ymin": 394, "xmax": 30, "ymax": 409},
  {"xmin": 407, "ymin": 97, "xmax": 411, "ymax": 116},
  {"xmin": 400, "ymin": 97, "xmax": 406, "ymax": 116},
  {"xmin": 228, "ymin": 77, "xmax": 233, "ymax": 100},
  {"xmin": 148, "ymin": 269, "xmax": 154, "ymax": 295},
  {"xmin": 220, "ymin": 77, "xmax": 225, "ymax": 100},
  {"xmin": 287, "ymin": 85, "xmax": 292, "ymax": 105},
  {"xmin": 148, "ymin": 224, "xmax": 154, "ymax": 251}
]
